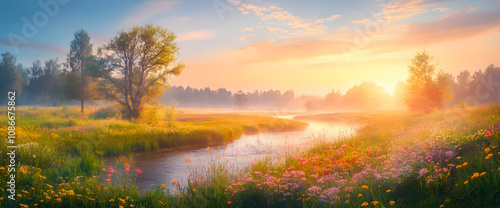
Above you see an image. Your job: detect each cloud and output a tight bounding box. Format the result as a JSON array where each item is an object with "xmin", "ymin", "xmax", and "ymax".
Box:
[
  {"xmin": 241, "ymin": 27, "xmax": 254, "ymax": 31},
  {"xmin": 239, "ymin": 34, "xmax": 255, "ymax": 41},
  {"xmin": 121, "ymin": 0, "xmax": 178, "ymax": 26},
  {"xmin": 0, "ymin": 38, "xmax": 67, "ymax": 55},
  {"xmin": 177, "ymin": 30, "xmax": 216, "ymax": 42},
  {"xmin": 90, "ymin": 34, "xmax": 111, "ymax": 45},
  {"xmin": 376, "ymin": 0, "xmax": 459, "ymax": 22},
  {"xmin": 351, "ymin": 18, "xmax": 371, "ymax": 24},
  {"xmin": 400, "ymin": 8, "xmax": 500, "ymax": 45},
  {"xmin": 432, "ymin": 7, "xmax": 449, "ymax": 12},
  {"xmin": 237, "ymin": 3, "xmax": 340, "ymax": 38}
]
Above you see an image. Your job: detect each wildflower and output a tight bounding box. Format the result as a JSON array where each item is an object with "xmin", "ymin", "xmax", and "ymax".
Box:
[
  {"xmin": 464, "ymin": 181, "xmax": 469, "ymax": 185},
  {"xmin": 485, "ymin": 148, "xmax": 491, "ymax": 153},
  {"xmin": 456, "ymin": 165, "xmax": 462, "ymax": 169},
  {"xmin": 485, "ymin": 154, "xmax": 493, "ymax": 160},
  {"xmin": 462, "ymin": 162, "xmax": 468, "ymax": 167},
  {"xmin": 480, "ymin": 172, "xmax": 486, "ymax": 177},
  {"xmin": 390, "ymin": 201, "xmax": 395, "ymax": 205},
  {"xmin": 427, "ymin": 179, "xmax": 433, "ymax": 184},
  {"xmin": 135, "ymin": 169, "xmax": 142, "ymax": 174},
  {"xmin": 110, "ymin": 199, "xmax": 115, "ymax": 202},
  {"xmin": 418, "ymin": 168, "xmax": 429, "ymax": 178},
  {"xmin": 19, "ymin": 204, "xmax": 29, "ymax": 208},
  {"xmin": 471, "ymin": 173, "xmax": 479, "ymax": 180},
  {"xmin": 371, "ymin": 201, "xmax": 379, "ymax": 205},
  {"xmin": 228, "ymin": 201, "xmax": 232, "ymax": 205},
  {"xmin": 361, "ymin": 185, "xmax": 369, "ymax": 190},
  {"xmin": 358, "ymin": 194, "xmax": 362, "ymax": 197},
  {"xmin": 361, "ymin": 202, "xmax": 369, "ymax": 207},
  {"xmin": 386, "ymin": 189, "xmax": 391, "ymax": 193},
  {"xmin": 457, "ymin": 157, "xmax": 461, "ymax": 159},
  {"xmin": 439, "ymin": 205, "xmax": 444, "ymax": 208}
]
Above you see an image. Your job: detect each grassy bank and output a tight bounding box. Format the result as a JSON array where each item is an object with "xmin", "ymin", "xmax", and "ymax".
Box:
[{"xmin": 1, "ymin": 104, "xmax": 499, "ymax": 207}]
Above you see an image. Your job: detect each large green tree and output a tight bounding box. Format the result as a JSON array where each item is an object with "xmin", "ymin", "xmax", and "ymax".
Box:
[
  {"xmin": 100, "ymin": 24, "xmax": 184, "ymax": 119},
  {"xmin": 0, "ymin": 52, "xmax": 22, "ymax": 104},
  {"xmin": 404, "ymin": 50, "xmax": 452, "ymax": 112},
  {"xmin": 67, "ymin": 30, "xmax": 93, "ymax": 113}
]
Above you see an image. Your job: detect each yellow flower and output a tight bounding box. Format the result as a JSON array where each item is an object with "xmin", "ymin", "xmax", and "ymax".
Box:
[
  {"xmin": 390, "ymin": 201, "xmax": 395, "ymax": 205},
  {"xmin": 386, "ymin": 189, "xmax": 391, "ymax": 193},
  {"xmin": 462, "ymin": 162, "xmax": 468, "ymax": 167},
  {"xmin": 485, "ymin": 154, "xmax": 493, "ymax": 160},
  {"xmin": 457, "ymin": 157, "xmax": 461, "ymax": 159},
  {"xmin": 485, "ymin": 148, "xmax": 491, "ymax": 153},
  {"xmin": 464, "ymin": 181, "xmax": 469, "ymax": 185},
  {"xmin": 456, "ymin": 165, "xmax": 462, "ymax": 169},
  {"xmin": 110, "ymin": 199, "xmax": 115, "ymax": 202},
  {"xmin": 358, "ymin": 194, "xmax": 363, "ymax": 197},
  {"xmin": 67, "ymin": 190, "xmax": 74, "ymax": 196},
  {"xmin": 371, "ymin": 201, "xmax": 379, "ymax": 205},
  {"xmin": 361, "ymin": 185, "xmax": 369, "ymax": 190},
  {"xmin": 57, "ymin": 198, "xmax": 62, "ymax": 202},
  {"xmin": 361, "ymin": 202, "xmax": 369, "ymax": 207}
]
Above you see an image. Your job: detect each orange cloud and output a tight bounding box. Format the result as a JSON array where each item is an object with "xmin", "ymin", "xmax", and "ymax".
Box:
[
  {"xmin": 238, "ymin": 3, "xmax": 340, "ymax": 38},
  {"xmin": 178, "ymin": 30, "xmax": 216, "ymax": 42}
]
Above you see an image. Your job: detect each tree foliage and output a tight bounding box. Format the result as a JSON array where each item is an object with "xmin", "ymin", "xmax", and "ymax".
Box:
[
  {"xmin": 0, "ymin": 52, "xmax": 22, "ymax": 104},
  {"xmin": 67, "ymin": 29, "xmax": 94, "ymax": 113},
  {"xmin": 404, "ymin": 50, "xmax": 452, "ymax": 112},
  {"xmin": 99, "ymin": 24, "xmax": 184, "ymax": 119}
]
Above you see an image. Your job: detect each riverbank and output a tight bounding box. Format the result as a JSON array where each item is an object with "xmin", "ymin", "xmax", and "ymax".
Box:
[{"xmin": 1, "ymin": 104, "xmax": 499, "ymax": 207}]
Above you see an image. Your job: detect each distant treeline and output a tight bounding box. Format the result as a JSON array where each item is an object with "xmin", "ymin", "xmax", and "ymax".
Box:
[
  {"xmin": 159, "ymin": 86, "xmax": 295, "ymax": 109},
  {"xmin": 1, "ymin": 49, "xmax": 499, "ymax": 111}
]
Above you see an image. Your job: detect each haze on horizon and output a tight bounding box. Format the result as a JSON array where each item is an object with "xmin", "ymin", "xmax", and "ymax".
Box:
[{"xmin": 1, "ymin": 0, "xmax": 500, "ymax": 96}]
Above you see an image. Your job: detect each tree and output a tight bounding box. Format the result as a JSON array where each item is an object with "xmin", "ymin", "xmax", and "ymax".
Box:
[
  {"xmin": 67, "ymin": 30, "xmax": 93, "ymax": 113},
  {"xmin": 26, "ymin": 59, "xmax": 62, "ymax": 105},
  {"xmin": 100, "ymin": 24, "xmax": 184, "ymax": 119},
  {"xmin": 234, "ymin": 90, "xmax": 249, "ymax": 109},
  {"xmin": 404, "ymin": 50, "xmax": 452, "ymax": 112},
  {"xmin": 0, "ymin": 52, "xmax": 22, "ymax": 104}
]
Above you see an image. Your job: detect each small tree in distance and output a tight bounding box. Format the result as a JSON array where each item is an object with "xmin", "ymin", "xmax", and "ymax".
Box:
[{"xmin": 404, "ymin": 50, "xmax": 453, "ymax": 113}]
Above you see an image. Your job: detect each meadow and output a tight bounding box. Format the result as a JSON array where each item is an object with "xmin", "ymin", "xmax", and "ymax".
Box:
[{"xmin": 0, "ymin": 104, "xmax": 499, "ymax": 208}]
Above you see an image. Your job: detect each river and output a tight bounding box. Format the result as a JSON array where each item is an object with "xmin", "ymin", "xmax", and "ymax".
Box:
[{"xmin": 107, "ymin": 114, "xmax": 359, "ymax": 193}]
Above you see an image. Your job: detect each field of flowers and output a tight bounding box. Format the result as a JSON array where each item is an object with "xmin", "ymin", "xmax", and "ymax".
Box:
[{"xmin": 0, "ymin": 104, "xmax": 499, "ymax": 207}]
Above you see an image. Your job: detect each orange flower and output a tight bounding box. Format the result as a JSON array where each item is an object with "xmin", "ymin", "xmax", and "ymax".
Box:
[
  {"xmin": 361, "ymin": 202, "xmax": 369, "ymax": 207},
  {"xmin": 390, "ymin": 201, "xmax": 395, "ymax": 205},
  {"xmin": 386, "ymin": 189, "xmax": 391, "ymax": 193},
  {"xmin": 361, "ymin": 185, "xmax": 369, "ymax": 190},
  {"xmin": 371, "ymin": 201, "xmax": 379, "ymax": 205}
]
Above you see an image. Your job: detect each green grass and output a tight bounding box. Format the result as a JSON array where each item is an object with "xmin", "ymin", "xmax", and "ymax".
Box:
[{"xmin": 0, "ymin": 104, "xmax": 499, "ymax": 207}]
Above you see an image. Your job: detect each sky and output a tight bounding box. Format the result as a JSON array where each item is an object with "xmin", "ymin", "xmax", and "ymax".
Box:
[{"xmin": 1, "ymin": 0, "xmax": 500, "ymax": 96}]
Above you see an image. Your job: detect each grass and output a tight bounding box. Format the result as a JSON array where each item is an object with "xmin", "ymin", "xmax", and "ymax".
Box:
[{"xmin": 0, "ymin": 104, "xmax": 499, "ymax": 207}]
